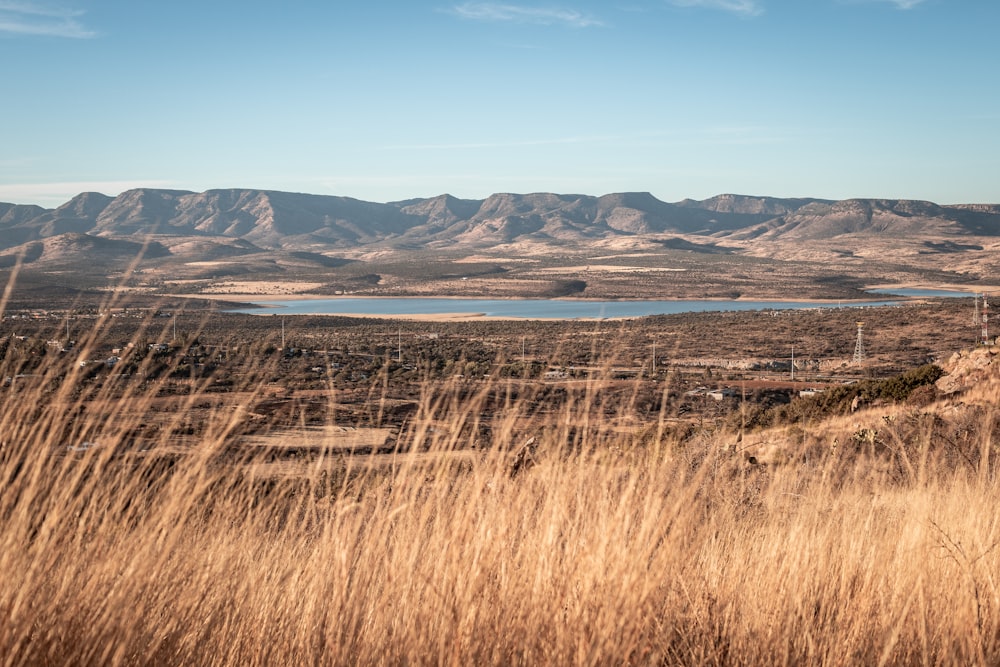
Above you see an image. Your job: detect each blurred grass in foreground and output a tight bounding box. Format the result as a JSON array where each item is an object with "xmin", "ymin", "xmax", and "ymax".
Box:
[{"xmin": 2, "ymin": 288, "xmax": 1000, "ymax": 666}]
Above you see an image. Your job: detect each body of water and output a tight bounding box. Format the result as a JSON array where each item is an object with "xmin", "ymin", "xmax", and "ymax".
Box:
[{"xmin": 231, "ymin": 297, "xmax": 908, "ymax": 319}]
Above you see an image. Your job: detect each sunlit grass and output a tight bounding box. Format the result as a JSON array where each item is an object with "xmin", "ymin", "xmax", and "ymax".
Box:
[{"xmin": 2, "ymin": 299, "xmax": 1000, "ymax": 665}]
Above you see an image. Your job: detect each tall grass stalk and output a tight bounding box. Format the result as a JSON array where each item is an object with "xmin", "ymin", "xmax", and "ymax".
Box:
[{"xmin": 2, "ymin": 308, "xmax": 1000, "ymax": 665}]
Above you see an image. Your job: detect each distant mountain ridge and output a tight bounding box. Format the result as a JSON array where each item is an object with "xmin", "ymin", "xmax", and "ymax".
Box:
[{"xmin": 1, "ymin": 189, "xmax": 999, "ymax": 261}]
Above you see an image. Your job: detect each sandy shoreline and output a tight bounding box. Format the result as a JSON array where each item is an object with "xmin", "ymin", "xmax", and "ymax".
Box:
[
  {"xmin": 269, "ymin": 312, "xmax": 566, "ymax": 322},
  {"xmin": 165, "ymin": 294, "xmax": 566, "ymax": 321}
]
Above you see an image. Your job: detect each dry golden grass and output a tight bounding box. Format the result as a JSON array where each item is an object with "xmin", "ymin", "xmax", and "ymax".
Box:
[{"xmin": 3, "ymin": 291, "xmax": 1000, "ymax": 665}]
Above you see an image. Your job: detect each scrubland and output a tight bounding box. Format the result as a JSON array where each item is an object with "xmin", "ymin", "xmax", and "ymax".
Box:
[{"xmin": 2, "ymin": 299, "xmax": 1000, "ymax": 666}]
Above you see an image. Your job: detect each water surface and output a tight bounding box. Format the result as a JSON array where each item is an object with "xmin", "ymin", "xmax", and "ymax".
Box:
[{"xmin": 232, "ymin": 297, "xmax": 904, "ymax": 319}]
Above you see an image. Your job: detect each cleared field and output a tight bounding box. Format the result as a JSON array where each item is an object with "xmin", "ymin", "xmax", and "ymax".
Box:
[{"xmin": 239, "ymin": 425, "xmax": 394, "ymax": 451}]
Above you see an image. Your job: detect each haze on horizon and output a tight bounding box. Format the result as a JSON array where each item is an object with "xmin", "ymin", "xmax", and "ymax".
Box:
[{"xmin": 1, "ymin": 0, "xmax": 997, "ymax": 208}]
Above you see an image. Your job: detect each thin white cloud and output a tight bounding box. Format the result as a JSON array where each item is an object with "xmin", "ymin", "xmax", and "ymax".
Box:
[
  {"xmin": 0, "ymin": 180, "xmax": 176, "ymax": 207},
  {"xmin": 379, "ymin": 127, "xmax": 794, "ymax": 152},
  {"xmin": 667, "ymin": 0, "xmax": 763, "ymax": 16},
  {"xmin": 0, "ymin": 1, "xmax": 95, "ymax": 38},
  {"xmin": 876, "ymin": 0, "xmax": 926, "ymax": 8},
  {"xmin": 451, "ymin": 2, "xmax": 604, "ymax": 27},
  {"xmin": 841, "ymin": 0, "xmax": 926, "ymax": 8},
  {"xmin": 381, "ymin": 134, "xmax": 622, "ymax": 150}
]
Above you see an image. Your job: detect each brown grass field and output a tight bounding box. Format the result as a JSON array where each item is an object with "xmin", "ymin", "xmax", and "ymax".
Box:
[{"xmin": 3, "ymin": 281, "xmax": 1000, "ymax": 665}]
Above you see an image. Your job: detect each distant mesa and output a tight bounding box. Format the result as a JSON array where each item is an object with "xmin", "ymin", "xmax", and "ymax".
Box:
[{"xmin": 0, "ymin": 188, "xmax": 997, "ymax": 264}]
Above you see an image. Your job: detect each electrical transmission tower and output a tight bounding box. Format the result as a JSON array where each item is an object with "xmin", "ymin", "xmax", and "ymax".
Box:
[{"xmin": 853, "ymin": 322, "xmax": 866, "ymax": 365}]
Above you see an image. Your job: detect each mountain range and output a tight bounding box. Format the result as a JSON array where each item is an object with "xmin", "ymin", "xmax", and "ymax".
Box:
[{"xmin": 1, "ymin": 189, "xmax": 999, "ymax": 266}]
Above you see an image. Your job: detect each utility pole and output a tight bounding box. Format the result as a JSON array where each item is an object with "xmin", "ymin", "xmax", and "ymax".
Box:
[
  {"xmin": 982, "ymin": 294, "xmax": 990, "ymax": 345},
  {"xmin": 791, "ymin": 345, "xmax": 795, "ymax": 381},
  {"xmin": 281, "ymin": 317, "xmax": 285, "ymax": 350},
  {"xmin": 398, "ymin": 328, "xmax": 402, "ymax": 362}
]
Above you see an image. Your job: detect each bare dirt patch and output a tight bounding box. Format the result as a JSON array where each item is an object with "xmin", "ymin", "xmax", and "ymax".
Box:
[{"xmin": 197, "ymin": 280, "xmax": 326, "ymax": 295}]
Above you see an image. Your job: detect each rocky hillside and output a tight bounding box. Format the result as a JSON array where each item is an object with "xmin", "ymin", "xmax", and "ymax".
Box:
[
  {"xmin": 935, "ymin": 346, "xmax": 1000, "ymax": 395},
  {"xmin": 0, "ymin": 233, "xmax": 170, "ymax": 269},
  {"xmin": 1, "ymin": 189, "xmax": 998, "ymax": 262},
  {"xmin": 727, "ymin": 199, "xmax": 1000, "ymax": 242}
]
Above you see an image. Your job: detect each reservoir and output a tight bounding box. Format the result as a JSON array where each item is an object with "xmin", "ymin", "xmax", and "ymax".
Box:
[{"xmin": 231, "ymin": 296, "xmax": 914, "ymax": 319}]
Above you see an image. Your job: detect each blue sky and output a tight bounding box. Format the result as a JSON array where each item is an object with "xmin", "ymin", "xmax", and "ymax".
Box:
[{"xmin": 1, "ymin": 0, "xmax": 997, "ymax": 207}]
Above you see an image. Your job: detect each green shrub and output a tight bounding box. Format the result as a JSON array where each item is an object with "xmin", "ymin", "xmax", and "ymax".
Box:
[{"xmin": 770, "ymin": 364, "xmax": 944, "ymax": 426}]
